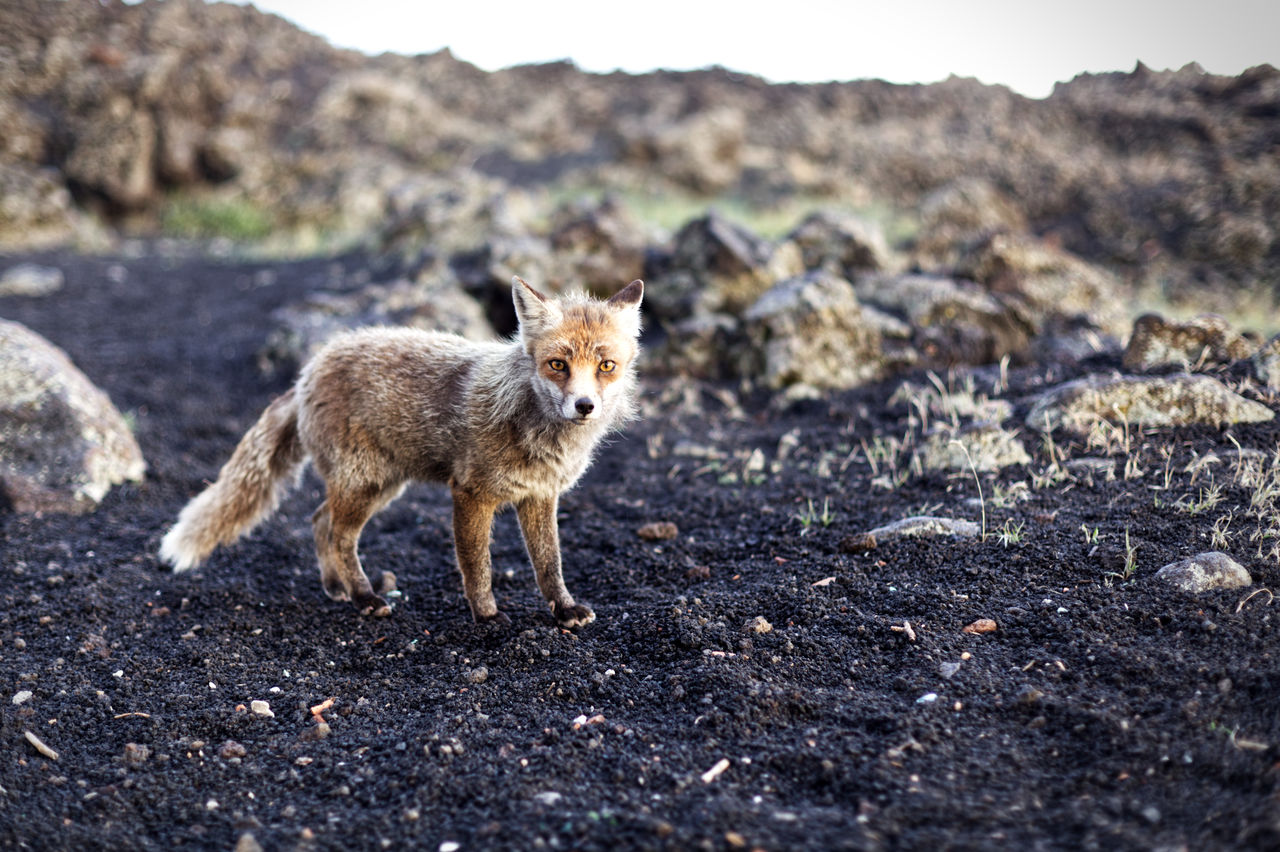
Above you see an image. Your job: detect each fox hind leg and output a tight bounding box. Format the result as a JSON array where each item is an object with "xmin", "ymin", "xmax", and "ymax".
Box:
[{"xmin": 312, "ymin": 483, "xmax": 403, "ymax": 617}]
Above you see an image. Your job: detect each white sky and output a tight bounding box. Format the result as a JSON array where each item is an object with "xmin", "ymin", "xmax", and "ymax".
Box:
[{"xmin": 230, "ymin": 0, "xmax": 1277, "ymax": 99}]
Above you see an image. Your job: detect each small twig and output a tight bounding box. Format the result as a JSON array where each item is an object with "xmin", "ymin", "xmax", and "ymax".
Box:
[
  {"xmin": 24, "ymin": 730, "xmax": 58, "ymax": 760},
  {"xmin": 890, "ymin": 621, "xmax": 917, "ymax": 642},
  {"xmin": 1235, "ymin": 588, "xmax": 1274, "ymax": 613},
  {"xmin": 112, "ymin": 712, "xmax": 152, "ymax": 720},
  {"xmin": 700, "ymin": 757, "xmax": 731, "ymax": 784}
]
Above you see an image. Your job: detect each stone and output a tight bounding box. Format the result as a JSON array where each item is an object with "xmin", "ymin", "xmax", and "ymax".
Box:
[
  {"xmin": 259, "ymin": 268, "xmax": 494, "ymax": 375},
  {"xmin": 863, "ymin": 516, "xmax": 982, "ymax": 541},
  {"xmin": 1154, "ymin": 552, "xmax": 1251, "ymax": 593},
  {"xmin": 1122, "ymin": 313, "xmax": 1256, "ymax": 372},
  {"xmin": 0, "ymin": 264, "xmax": 64, "ymax": 297},
  {"xmin": 548, "ymin": 196, "xmax": 650, "ymax": 296},
  {"xmin": 742, "ymin": 271, "xmax": 887, "ymax": 390},
  {"xmin": 0, "ymin": 319, "xmax": 146, "ymax": 514},
  {"xmin": 918, "ymin": 422, "xmax": 1030, "ymax": 473},
  {"xmin": 1026, "ymin": 374, "xmax": 1274, "ymax": 433},
  {"xmin": 787, "ymin": 210, "xmax": 891, "ymax": 277},
  {"xmin": 659, "ymin": 212, "xmax": 804, "ymax": 319},
  {"xmin": 914, "ymin": 177, "xmax": 1027, "ymax": 265},
  {"xmin": 1251, "ymin": 333, "xmax": 1280, "ymax": 390},
  {"xmin": 855, "ymin": 272, "xmax": 1030, "ymax": 367}
]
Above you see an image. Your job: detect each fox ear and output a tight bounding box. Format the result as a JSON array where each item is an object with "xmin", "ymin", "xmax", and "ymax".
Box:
[
  {"xmin": 512, "ymin": 276, "xmax": 562, "ymax": 335},
  {"xmin": 607, "ymin": 279, "xmax": 643, "ymax": 337},
  {"xmin": 607, "ymin": 279, "xmax": 644, "ymax": 309}
]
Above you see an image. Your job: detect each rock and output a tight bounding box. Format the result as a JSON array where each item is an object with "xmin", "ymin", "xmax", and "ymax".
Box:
[
  {"xmin": 259, "ymin": 267, "xmax": 494, "ymax": 375},
  {"xmin": 744, "ymin": 616, "xmax": 773, "ymax": 634},
  {"xmin": 838, "ymin": 533, "xmax": 877, "ymax": 553},
  {"xmin": 915, "ymin": 177, "xmax": 1027, "ymax": 265},
  {"xmin": 621, "ymin": 107, "xmax": 746, "ymax": 192},
  {"xmin": 12, "ymin": 690, "xmax": 33, "ymax": 705},
  {"xmin": 955, "ymin": 232, "xmax": 1129, "ymax": 338},
  {"xmin": 647, "ymin": 311, "xmax": 748, "ymax": 381},
  {"xmin": 864, "ymin": 516, "xmax": 982, "ymax": 541},
  {"xmin": 548, "ymin": 196, "xmax": 650, "ymax": 296},
  {"xmin": 962, "ymin": 618, "xmax": 998, "ymax": 634},
  {"xmin": 0, "ymin": 264, "xmax": 64, "ymax": 297},
  {"xmin": 657, "ymin": 212, "xmax": 804, "ymax": 319},
  {"xmin": 1122, "ymin": 313, "xmax": 1256, "ymax": 371},
  {"xmin": 787, "ymin": 210, "xmax": 891, "ymax": 277},
  {"xmin": 1154, "ymin": 552, "xmax": 1252, "ymax": 592},
  {"xmin": 0, "ymin": 319, "xmax": 146, "ymax": 513},
  {"xmin": 742, "ymin": 271, "xmax": 887, "ymax": 390},
  {"xmin": 637, "ymin": 522, "xmax": 679, "ymax": 541},
  {"xmin": 1251, "ymin": 333, "xmax": 1280, "ymax": 390},
  {"xmin": 918, "ymin": 423, "xmax": 1030, "ymax": 472},
  {"xmin": 250, "ymin": 700, "xmax": 274, "ymax": 718},
  {"xmin": 234, "ymin": 833, "xmax": 265, "ymax": 852},
  {"xmin": 1025, "ymin": 374, "xmax": 1275, "ymax": 432},
  {"xmin": 219, "ymin": 740, "xmax": 247, "ymax": 760},
  {"xmin": 64, "ymin": 104, "xmax": 158, "ymax": 210},
  {"xmin": 0, "ymin": 164, "xmax": 84, "ymax": 249},
  {"xmin": 122, "ymin": 742, "xmax": 151, "ymax": 767},
  {"xmin": 855, "ymin": 273, "xmax": 1029, "ymax": 367}
]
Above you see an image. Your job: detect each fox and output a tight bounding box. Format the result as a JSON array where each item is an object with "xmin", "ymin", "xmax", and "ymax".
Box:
[{"xmin": 159, "ymin": 276, "xmax": 644, "ymax": 627}]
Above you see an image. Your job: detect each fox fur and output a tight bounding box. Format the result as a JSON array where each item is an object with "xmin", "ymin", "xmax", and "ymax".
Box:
[{"xmin": 159, "ymin": 277, "xmax": 644, "ymax": 625}]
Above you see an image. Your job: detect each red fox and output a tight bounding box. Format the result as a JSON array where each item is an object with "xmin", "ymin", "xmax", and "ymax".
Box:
[{"xmin": 160, "ymin": 277, "xmax": 644, "ymax": 626}]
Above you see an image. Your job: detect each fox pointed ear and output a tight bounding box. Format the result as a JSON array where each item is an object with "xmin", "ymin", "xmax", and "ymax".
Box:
[
  {"xmin": 607, "ymin": 279, "xmax": 644, "ymax": 309},
  {"xmin": 607, "ymin": 279, "xmax": 644, "ymax": 337},
  {"xmin": 512, "ymin": 276, "xmax": 561, "ymax": 336}
]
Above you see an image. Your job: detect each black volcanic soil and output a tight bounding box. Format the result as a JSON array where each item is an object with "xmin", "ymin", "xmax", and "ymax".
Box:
[{"xmin": 1, "ymin": 250, "xmax": 1278, "ymax": 851}]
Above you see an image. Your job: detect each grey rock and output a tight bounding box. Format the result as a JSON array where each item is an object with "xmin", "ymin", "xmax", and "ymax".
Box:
[
  {"xmin": 0, "ymin": 319, "xmax": 146, "ymax": 513},
  {"xmin": 864, "ymin": 516, "xmax": 982, "ymax": 541},
  {"xmin": 259, "ymin": 268, "xmax": 494, "ymax": 375},
  {"xmin": 1155, "ymin": 552, "xmax": 1252, "ymax": 592},
  {"xmin": 918, "ymin": 422, "xmax": 1030, "ymax": 473},
  {"xmin": 1026, "ymin": 374, "xmax": 1274, "ymax": 433},
  {"xmin": 1252, "ymin": 333, "xmax": 1280, "ymax": 390},
  {"xmin": 1123, "ymin": 313, "xmax": 1256, "ymax": 372},
  {"xmin": 788, "ymin": 210, "xmax": 891, "ymax": 277},
  {"xmin": 742, "ymin": 271, "xmax": 886, "ymax": 390},
  {"xmin": 0, "ymin": 264, "xmax": 64, "ymax": 297}
]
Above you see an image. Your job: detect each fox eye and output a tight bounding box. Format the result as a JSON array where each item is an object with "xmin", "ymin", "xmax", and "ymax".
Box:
[
  {"xmin": 599, "ymin": 360, "xmax": 616, "ymax": 373},
  {"xmin": 548, "ymin": 359, "xmax": 567, "ymax": 372}
]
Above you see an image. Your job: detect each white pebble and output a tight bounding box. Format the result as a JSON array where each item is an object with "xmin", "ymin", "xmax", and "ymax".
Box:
[
  {"xmin": 250, "ymin": 700, "xmax": 274, "ymax": 718},
  {"xmin": 12, "ymin": 690, "xmax": 33, "ymax": 705}
]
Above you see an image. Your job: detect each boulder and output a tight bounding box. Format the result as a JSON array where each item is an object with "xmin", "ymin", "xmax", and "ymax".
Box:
[
  {"xmin": 1123, "ymin": 313, "xmax": 1256, "ymax": 372},
  {"xmin": 1154, "ymin": 552, "xmax": 1251, "ymax": 593},
  {"xmin": 0, "ymin": 319, "xmax": 145, "ymax": 513},
  {"xmin": 259, "ymin": 266, "xmax": 494, "ymax": 375},
  {"xmin": 914, "ymin": 177, "xmax": 1027, "ymax": 265},
  {"xmin": 656, "ymin": 212, "xmax": 804, "ymax": 320},
  {"xmin": 787, "ymin": 210, "xmax": 891, "ymax": 277},
  {"xmin": 855, "ymin": 273, "xmax": 1030, "ymax": 367},
  {"xmin": 1026, "ymin": 374, "xmax": 1275, "ymax": 432},
  {"xmin": 620, "ymin": 107, "xmax": 746, "ymax": 192},
  {"xmin": 1253, "ymin": 333, "xmax": 1280, "ymax": 390},
  {"xmin": 548, "ymin": 196, "xmax": 651, "ymax": 296},
  {"xmin": 955, "ymin": 232, "xmax": 1129, "ymax": 337},
  {"xmin": 741, "ymin": 271, "xmax": 887, "ymax": 390}
]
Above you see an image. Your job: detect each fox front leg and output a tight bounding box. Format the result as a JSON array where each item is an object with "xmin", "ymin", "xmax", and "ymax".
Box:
[
  {"xmin": 450, "ymin": 486, "xmax": 508, "ymax": 625},
  {"xmin": 517, "ymin": 495, "xmax": 595, "ymax": 628}
]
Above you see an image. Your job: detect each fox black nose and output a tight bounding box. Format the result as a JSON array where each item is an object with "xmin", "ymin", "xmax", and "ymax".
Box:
[{"xmin": 575, "ymin": 397, "xmax": 596, "ymax": 416}]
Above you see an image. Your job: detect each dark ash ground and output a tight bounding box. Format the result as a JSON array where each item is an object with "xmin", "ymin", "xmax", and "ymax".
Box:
[{"xmin": 1, "ymin": 251, "xmax": 1278, "ymax": 851}]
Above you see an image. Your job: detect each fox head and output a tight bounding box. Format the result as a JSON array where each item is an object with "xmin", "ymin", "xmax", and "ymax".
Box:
[{"xmin": 512, "ymin": 276, "xmax": 644, "ymax": 425}]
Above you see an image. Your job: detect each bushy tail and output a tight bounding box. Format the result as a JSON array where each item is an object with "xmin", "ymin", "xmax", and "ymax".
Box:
[{"xmin": 160, "ymin": 389, "xmax": 305, "ymax": 571}]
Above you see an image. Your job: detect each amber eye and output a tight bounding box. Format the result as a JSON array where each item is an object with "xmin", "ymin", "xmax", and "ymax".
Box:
[
  {"xmin": 599, "ymin": 360, "xmax": 616, "ymax": 373},
  {"xmin": 548, "ymin": 359, "xmax": 567, "ymax": 372}
]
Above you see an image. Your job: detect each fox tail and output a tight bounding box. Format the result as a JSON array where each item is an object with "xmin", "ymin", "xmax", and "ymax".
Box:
[{"xmin": 159, "ymin": 388, "xmax": 305, "ymax": 571}]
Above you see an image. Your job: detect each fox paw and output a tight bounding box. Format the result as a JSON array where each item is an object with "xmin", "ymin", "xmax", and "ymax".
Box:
[
  {"xmin": 354, "ymin": 592, "xmax": 392, "ymax": 618},
  {"xmin": 552, "ymin": 601, "xmax": 595, "ymax": 628},
  {"xmin": 475, "ymin": 611, "xmax": 512, "ymax": 627}
]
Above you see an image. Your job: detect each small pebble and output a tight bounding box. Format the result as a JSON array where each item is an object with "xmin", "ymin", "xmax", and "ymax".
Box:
[
  {"xmin": 744, "ymin": 616, "xmax": 773, "ymax": 634},
  {"xmin": 219, "ymin": 740, "xmax": 247, "ymax": 760},
  {"xmin": 250, "ymin": 700, "xmax": 274, "ymax": 718},
  {"xmin": 12, "ymin": 690, "xmax": 33, "ymax": 705},
  {"xmin": 637, "ymin": 521, "xmax": 679, "ymax": 541},
  {"xmin": 122, "ymin": 742, "xmax": 151, "ymax": 766},
  {"xmin": 962, "ymin": 618, "xmax": 998, "ymax": 634}
]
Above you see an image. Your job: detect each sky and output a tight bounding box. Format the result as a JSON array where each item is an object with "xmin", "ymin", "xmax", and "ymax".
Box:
[{"xmin": 228, "ymin": 0, "xmax": 1278, "ymax": 99}]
